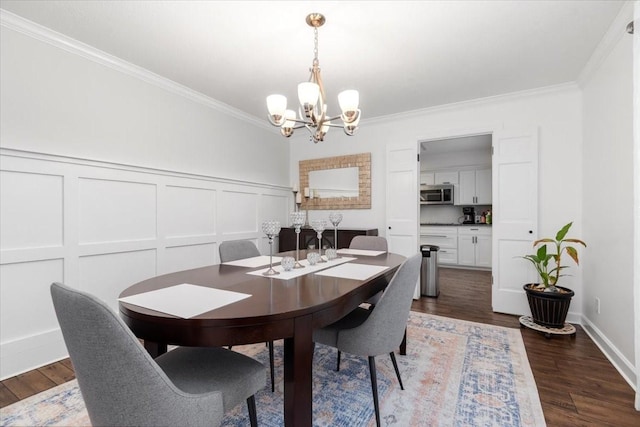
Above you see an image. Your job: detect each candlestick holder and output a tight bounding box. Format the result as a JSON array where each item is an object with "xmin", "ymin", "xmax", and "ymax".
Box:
[
  {"xmin": 311, "ymin": 220, "xmax": 327, "ymax": 262},
  {"xmin": 290, "ymin": 211, "xmax": 306, "ymax": 268},
  {"xmin": 329, "ymin": 212, "xmax": 343, "ymax": 257},
  {"xmin": 261, "ymin": 220, "xmax": 281, "ymax": 276}
]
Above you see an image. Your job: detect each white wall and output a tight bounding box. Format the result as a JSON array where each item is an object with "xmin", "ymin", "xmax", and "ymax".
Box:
[
  {"xmin": 290, "ymin": 85, "xmax": 584, "ymax": 304},
  {"xmin": 581, "ymin": 11, "xmax": 636, "ymax": 388},
  {"xmin": 0, "ymin": 16, "xmax": 290, "ymax": 379}
]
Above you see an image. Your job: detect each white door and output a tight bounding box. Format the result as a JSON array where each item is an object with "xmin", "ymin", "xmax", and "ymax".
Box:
[
  {"xmin": 386, "ymin": 141, "xmax": 419, "ymax": 298},
  {"xmin": 492, "ymin": 128, "xmax": 539, "ymax": 315}
]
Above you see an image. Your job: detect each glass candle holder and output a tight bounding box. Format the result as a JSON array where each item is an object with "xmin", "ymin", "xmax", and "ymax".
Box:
[
  {"xmin": 328, "ymin": 212, "xmax": 343, "ymax": 257},
  {"xmin": 290, "ymin": 211, "xmax": 306, "ymax": 268},
  {"xmin": 281, "ymin": 256, "xmax": 295, "ymax": 272},
  {"xmin": 262, "ymin": 220, "xmax": 281, "ymax": 276},
  {"xmin": 311, "ymin": 219, "xmax": 327, "ymax": 262}
]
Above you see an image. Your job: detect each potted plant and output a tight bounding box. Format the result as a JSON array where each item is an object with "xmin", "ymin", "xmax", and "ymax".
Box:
[{"xmin": 521, "ymin": 222, "xmax": 586, "ymax": 328}]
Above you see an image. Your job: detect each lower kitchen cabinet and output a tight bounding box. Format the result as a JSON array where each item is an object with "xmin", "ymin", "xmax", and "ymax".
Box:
[
  {"xmin": 420, "ymin": 226, "xmax": 458, "ymax": 265},
  {"xmin": 457, "ymin": 226, "xmax": 492, "ymax": 268}
]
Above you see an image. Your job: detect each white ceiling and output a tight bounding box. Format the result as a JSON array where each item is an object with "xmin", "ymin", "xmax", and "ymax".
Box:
[{"xmin": 0, "ymin": 0, "xmax": 626, "ymax": 122}]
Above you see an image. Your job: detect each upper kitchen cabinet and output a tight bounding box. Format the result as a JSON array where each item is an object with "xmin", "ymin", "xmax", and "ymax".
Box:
[
  {"xmin": 458, "ymin": 168, "xmax": 492, "ymax": 205},
  {"xmin": 420, "ymin": 170, "xmax": 459, "ymax": 185}
]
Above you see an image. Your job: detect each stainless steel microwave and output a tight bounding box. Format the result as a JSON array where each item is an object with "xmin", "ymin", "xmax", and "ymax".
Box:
[{"xmin": 420, "ymin": 184, "xmax": 454, "ymax": 205}]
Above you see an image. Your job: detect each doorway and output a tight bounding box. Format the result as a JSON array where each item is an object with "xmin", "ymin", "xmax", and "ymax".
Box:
[{"xmin": 418, "ymin": 134, "xmax": 493, "ymax": 286}]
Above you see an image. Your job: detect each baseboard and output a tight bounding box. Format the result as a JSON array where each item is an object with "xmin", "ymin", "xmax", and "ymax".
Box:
[
  {"xmin": 581, "ymin": 315, "xmax": 637, "ymax": 392},
  {"xmin": 1, "ymin": 329, "xmax": 68, "ymax": 380}
]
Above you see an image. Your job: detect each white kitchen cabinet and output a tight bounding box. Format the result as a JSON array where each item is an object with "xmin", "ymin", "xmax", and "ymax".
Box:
[
  {"xmin": 421, "ymin": 170, "xmax": 458, "ymax": 185},
  {"xmin": 419, "ymin": 226, "xmax": 458, "ymax": 265},
  {"xmin": 420, "ymin": 172, "xmax": 435, "ymax": 185},
  {"xmin": 457, "ymin": 226, "xmax": 492, "ymax": 268},
  {"xmin": 458, "ymin": 168, "xmax": 492, "ymax": 205},
  {"xmin": 434, "ymin": 171, "xmax": 458, "ymax": 185}
]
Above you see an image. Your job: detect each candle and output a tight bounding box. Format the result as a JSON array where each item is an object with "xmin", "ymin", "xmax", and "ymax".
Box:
[
  {"xmin": 292, "ymin": 183, "xmax": 299, "ymax": 193},
  {"xmin": 295, "ymin": 192, "xmax": 302, "ymax": 204},
  {"xmin": 304, "ymin": 187, "xmax": 310, "ymax": 198}
]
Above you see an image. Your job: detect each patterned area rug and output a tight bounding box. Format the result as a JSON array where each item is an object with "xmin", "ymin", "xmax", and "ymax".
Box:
[{"xmin": 1, "ymin": 312, "xmax": 546, "ymax": 426}]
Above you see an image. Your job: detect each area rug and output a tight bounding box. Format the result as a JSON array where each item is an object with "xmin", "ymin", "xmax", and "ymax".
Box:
[{"xmin": 0, "ymin": 312, "xmax": 546, "ymax": 427}]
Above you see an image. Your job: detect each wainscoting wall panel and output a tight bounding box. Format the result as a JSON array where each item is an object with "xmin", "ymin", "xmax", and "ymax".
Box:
[
  {"xmin": 0, "ymin": 170, "xmax": 64, "ymax": 250},
  {"xmin": 164, "ymin": 243, "xmax": 217, "ymax": 276},
  {"xmin": 0, "ymin": 149, "xmax": 291, "ymax": 379},
  {"xmin": 164, "ymin": 185, "xmax": 217, "ymax": 238},
  {"xmin": 0, "ymin": 259, "xmax": 64, "ymax": 342},
  {"xmin": 78, "ymin": 250, "xmax": 158, "ymax": 311},
  {"xmin": 78, "ymin": 177, "xmax": 157, "ymax": 244}
]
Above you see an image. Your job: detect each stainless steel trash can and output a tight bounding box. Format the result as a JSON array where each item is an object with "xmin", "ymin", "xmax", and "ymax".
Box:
[{"xmin": 420, "ymin": 245, "xmax": 440, "ymax": 297}]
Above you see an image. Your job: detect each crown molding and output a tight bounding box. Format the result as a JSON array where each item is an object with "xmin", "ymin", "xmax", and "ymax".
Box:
[
  {"xmin": 0, "ymin": 9, "xmax": 272, "ymax": 132},
  {"xmin": 364, "ymin": 82, "xmax": 580, "ymax": 126},
  {"xmin": 577, "ymin": 1, "xmax": 635, "ymax": 88}
]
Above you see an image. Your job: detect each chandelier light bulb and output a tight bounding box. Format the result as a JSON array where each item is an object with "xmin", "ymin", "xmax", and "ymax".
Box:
[
  {"xmin": 266, "ymin": 94, "xmax": 287, "ymax": 125},
  {"xmin": 338, "ymin": 90, "xmax": 359, "ymax": 117},
  {"xmin": 280, "ymin": 109, "xmax": 297, "ymax": 137},
  {"xmin": 298, "ymin": 82, "xmax": 320, "ymax": 107}
]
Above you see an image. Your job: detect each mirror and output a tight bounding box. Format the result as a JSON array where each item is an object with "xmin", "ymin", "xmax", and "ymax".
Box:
[
  {"xmin": 309, "ymin": 167, "xmax": 359, "ymax": 198},
  {"xmin": 299, "ymin": 153, "xmax": 371, "ymax": 210}
]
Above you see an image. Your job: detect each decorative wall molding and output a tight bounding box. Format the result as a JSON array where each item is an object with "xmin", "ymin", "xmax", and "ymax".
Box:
[
  {"xmin": 0, "ymin": 9, "xmax": 272, "ymax": 133},
  {"xmin": 0, "ymin": 149, "xmax": 290, "ymax": 379},
  {"xmin": 577, "ymin": 2, "xmax": 635, "ymax": 88}
]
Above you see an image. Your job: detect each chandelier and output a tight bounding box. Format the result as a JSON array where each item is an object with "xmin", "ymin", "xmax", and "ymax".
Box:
[{"xmin": 266, "ymin": 13, "xmax": 361, "ymax": 143}]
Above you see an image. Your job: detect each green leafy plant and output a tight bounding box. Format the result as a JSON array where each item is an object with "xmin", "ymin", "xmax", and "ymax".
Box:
[{"xmin": 521, "ymin": 222, "xmax": 586, "ymax": 292}]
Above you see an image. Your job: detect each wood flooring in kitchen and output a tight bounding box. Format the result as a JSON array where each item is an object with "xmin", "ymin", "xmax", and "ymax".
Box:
[{"xmin": 1, "ymin": 267, "xmax": 639, "ymax": 426}]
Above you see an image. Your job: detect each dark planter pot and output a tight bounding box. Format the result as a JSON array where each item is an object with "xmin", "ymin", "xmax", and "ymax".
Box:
[{"xmin": 523, "ymin": 284, "xmax": 574, "ymax": 328}]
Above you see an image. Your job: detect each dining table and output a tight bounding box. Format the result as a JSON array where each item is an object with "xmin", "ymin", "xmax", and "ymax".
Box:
[{"xmin": 118, "ymin": 249, "xmax": 406, "ymax": 427}]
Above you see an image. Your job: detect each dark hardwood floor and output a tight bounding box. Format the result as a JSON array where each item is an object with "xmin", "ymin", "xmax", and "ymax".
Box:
[{"xmin": 1, "ymin": 267, "xmax": 638, "ymax": 426}]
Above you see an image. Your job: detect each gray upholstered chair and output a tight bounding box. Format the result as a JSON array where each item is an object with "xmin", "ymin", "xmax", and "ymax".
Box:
[
  {"xmin": 219, "ymin": 240, "xmax": 261, "ymax": 263},
  {"xmin": 51, "ymin": 282, "xmax": 265, "ymax": 427},
  {"xmin": 219, "ymin": 240, "xmax": 276, "ymax": 392},
  {"xmin": 349, "ymin": 235, "xmax": 388, "ymax": 252},
  {"xmin": 313, "ymin": 253, "xmax": 421, "ymax": 427},
  {"xmin": 349, "ymin": 236, "xmax": 388, "ymax": 306}
]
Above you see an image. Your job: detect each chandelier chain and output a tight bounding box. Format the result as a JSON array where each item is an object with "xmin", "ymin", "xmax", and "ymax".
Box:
[{"xmin": 312, "ymin": 26, "xmax": 319, "ymax": 67}]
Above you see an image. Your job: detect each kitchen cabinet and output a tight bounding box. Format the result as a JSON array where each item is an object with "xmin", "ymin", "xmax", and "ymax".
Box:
[
  {"xmin": 419, "ymin": 226, "xmax": 458, "ymax": 265},
  {"xmin": 457, "ymin": 226, "xmax": 492, "ymax": 268},
  {"xmin": 458, "ymin": 168, "xmax": 491, "ymax": 205},
  {"xmin": 279, "ymin": 227, "xmax": 378, "ymax": 252},
  {"xmin": 420, "ymin": 170, "xmax": 459, "ymax": 185},
  {"xmin": 420, "ymin": 172, "xmax": 435, "ymax": 185}
]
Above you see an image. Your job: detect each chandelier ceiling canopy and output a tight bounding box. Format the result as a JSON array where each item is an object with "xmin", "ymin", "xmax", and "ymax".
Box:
[{"xmin": 266, "ymin": 13, "xmax": 361, "ymax": 144}]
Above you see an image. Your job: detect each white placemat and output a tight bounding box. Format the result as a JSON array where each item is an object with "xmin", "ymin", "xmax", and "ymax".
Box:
[
  {"xmin": 246, "ymin": 257, "xmax": 356, "ymax": 280},
  {"xmin": 314, "ymin": 263, "xmax": 390, "ymax": 281},
  {"xmin": 222, "ymin": 255, "xmax": 283, "ymax": 268},
  {"xmin": 118, "ymin": 284, "xmax": 251, "ymax": 318},
  {"xmin": 336, "ymin": 248, "xmax": 386, "ymax": 256}
]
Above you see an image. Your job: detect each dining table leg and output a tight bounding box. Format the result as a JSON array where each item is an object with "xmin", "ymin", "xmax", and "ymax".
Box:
[
  {"xmin": 283, "ymin": 314, "xmax": 314, "ymax": 427},
  {"xmin": 143, "ymin": 341, "xmax": 167, "ymax": 358}
]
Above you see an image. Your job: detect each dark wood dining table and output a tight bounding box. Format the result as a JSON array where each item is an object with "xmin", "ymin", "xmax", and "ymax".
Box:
[{"xmin": 119, "ymin": 250, "xmax": 405, "ymax": 427}]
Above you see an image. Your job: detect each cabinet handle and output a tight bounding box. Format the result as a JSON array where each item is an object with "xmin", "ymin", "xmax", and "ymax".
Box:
[{"xmin": 423, "ymin": 234, "xmax": 448, "ymax": 238}]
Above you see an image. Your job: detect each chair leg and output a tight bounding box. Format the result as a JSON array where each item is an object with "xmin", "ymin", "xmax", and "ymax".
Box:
[
  {"xmin": 399, "ymin": 327, "xmax": 407, "ymax": 355},
  {"xmin": 368, "ymin": 356, "xmax": 381, "ymax": 427},
  {"xmin": 336, "ymin": 350, "xmax": 341, "ymax": 371},
  {"xmin": 247, "ymin": 395, "xmax": 258, "ymax": 427},
  {"xmin": 389, "ymin": 352, "xmax": 404, "ymax": 390},
  {"xmin": 268, "ymin": 340, "xmax": 275, "ymax": 392}
]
